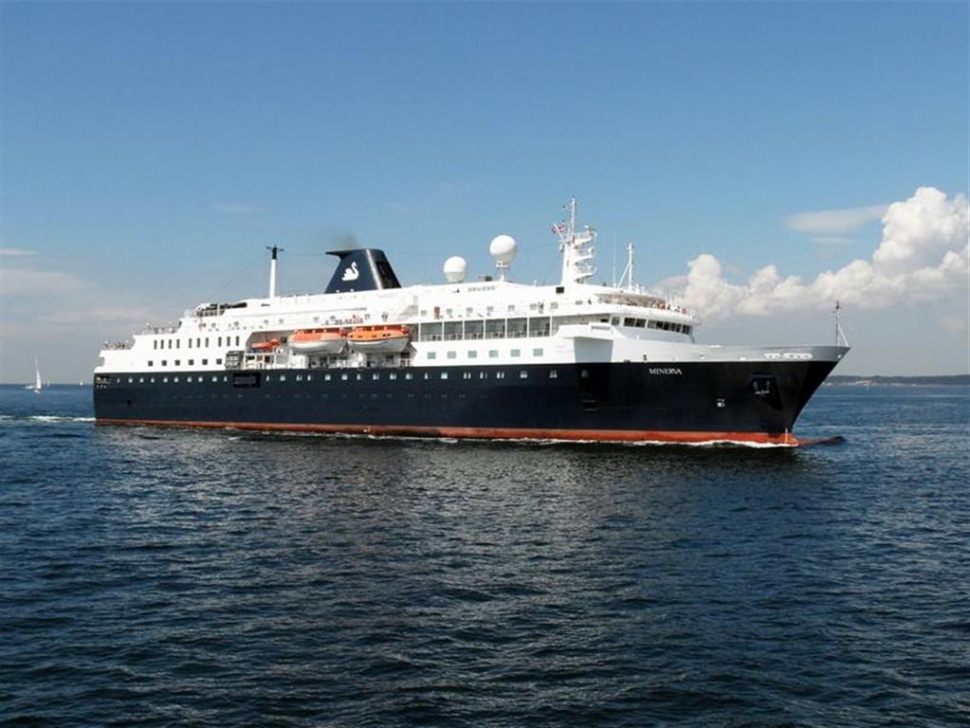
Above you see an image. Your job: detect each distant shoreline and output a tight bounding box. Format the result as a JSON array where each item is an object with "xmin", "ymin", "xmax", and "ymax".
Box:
[{"xmin": 827, "ymin": 374, "xmax": 970, "ymax": 387}]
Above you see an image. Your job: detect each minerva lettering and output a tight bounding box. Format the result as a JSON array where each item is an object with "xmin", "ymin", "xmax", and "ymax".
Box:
[{"xmin": 648, "ymin": 367, "xmax": 683, "ymax": 375}]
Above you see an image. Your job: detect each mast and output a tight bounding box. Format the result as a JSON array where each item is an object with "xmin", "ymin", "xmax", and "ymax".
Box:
[
  {"xmin": 834, "ymin": 301, "xmax": 849, "ymax": 346},
  {"xmin": 617, "ymin": 243, "xmax": 636, "ymax": 290},
  {"xmin": 552, "ymin": 197, "xmax": 597, "ymax": 286}
]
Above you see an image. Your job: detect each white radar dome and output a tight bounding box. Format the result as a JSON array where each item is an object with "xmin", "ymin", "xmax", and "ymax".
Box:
[
  {"xmin": 443, "ymin": 256, "xmax": 467, "ymax": 283},
  {"xmin": 489, "ymin": 234, "xmax": 517, "ymax": 265}
]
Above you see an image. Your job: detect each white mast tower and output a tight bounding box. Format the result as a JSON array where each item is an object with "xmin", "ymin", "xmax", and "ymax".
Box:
[{"xmin": 553, "ymin": 197, "xmax": 597, "ymax": 286}]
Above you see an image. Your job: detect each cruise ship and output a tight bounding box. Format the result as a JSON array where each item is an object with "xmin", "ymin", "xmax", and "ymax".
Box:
[{"xmin": 93, "ymin": 199, "xmax": 849, "ymax": 445}]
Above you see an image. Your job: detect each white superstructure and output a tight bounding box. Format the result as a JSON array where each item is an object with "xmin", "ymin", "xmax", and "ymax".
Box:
[{"xmin": 96, "ymin": 199, "xmax": 844, "ymax": 379}]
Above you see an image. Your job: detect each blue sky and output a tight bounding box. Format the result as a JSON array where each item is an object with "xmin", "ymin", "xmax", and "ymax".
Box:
[{"xmin": 2, "ymin": 1, "xmax": 968, "ymax": 383}]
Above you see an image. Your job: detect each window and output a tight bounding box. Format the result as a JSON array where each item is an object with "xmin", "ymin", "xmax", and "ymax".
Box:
[
  {"xmin": 420, "ymin": 322, "xmax": 442, "ymax": 341},
  {"xmin": 549, "ymin": 370, "xmax": 558, "ymax": 379},
  {"xmin": 468, "ymin": 351, "xmax": 478, "ymax": 359},
  {"xmin": 486, "ymin": 319, "xmax": 506, "ymax": 339},
  {"xmin": 533, "ymin": 348, "xmax": 543, "ymax": 357},
  {"xmin": 447, "ymin": 351, "xmax": 457, "ymax": 360},
  {"xmin": 427, "ymin": 352, "xmax": 437, "ymax": 360},
  {"xmin": 441, "ymin": 372, "xmax": 449, "ymax": 379},
  {"xmin": 489, "ymin": 350, "xmax": 499, "ymax": 358},
  {"xmin": 507, "ymin": 318, "xmax": 527, "ymax": 338},
  {"xmin": 511, "ymin": 349, "xmax": 521, "ymax": 358},
  {"xmin": 465, "ymin": 320, "xmax": 483, "ymax": 339},
  {"xmin": 519, "ymin": 371, "xmax": 528, "ymax": 379},
  {"xmin": 444, "ymin": 322, "xmax": 462, "ymax": 341}
]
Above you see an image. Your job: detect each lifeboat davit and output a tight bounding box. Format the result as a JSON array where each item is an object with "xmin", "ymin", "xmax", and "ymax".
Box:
[
  {"xmin": 347, "ymin": 325, "xmax": 411, "ymax": 354},
  {"xmin": 290, "ymin": 328, "xmax": 346, "ymax": 354}
]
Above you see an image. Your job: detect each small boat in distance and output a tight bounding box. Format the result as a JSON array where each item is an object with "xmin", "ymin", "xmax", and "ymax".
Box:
[{"xmin": 25, "ymin": 357, "xmax": 43, "ymax": 393}]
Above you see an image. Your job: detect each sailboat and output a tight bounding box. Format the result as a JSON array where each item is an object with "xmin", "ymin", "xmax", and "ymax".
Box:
[{"xmin": 25, "ymin": 358, "xmax": 43, "ymax": 393}]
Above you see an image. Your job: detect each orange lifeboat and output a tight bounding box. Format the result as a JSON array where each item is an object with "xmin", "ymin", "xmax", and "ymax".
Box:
[
  {"xmin": 290, "ymin": 328, "xmax": 347, "ymax": 354},
  {"xmin": 251, "ymin": 338, "xmax": 281, "ymax": 352},
  {"xmin": 346, "ymin": 325, "xmax": 411, "ymax": 354}
]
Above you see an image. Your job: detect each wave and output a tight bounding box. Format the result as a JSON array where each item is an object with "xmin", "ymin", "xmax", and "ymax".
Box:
[{"xmin": 0, "ymin": 414, "xmax": 95, "ymax": 424}]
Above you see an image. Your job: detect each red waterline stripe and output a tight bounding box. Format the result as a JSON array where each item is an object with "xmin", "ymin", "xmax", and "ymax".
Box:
[{"xmin": 95, "ymin": 419, "xmax": 803, "ymax": 446}]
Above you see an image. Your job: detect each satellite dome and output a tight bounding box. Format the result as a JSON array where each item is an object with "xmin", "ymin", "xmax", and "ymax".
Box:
[
  {"xmin": 489, "ymin": 234, "xmax": 518, "ymax": 265},
  {"xmin": 443, "ymin": 256, "xmax": 467, "ymax": 283}
]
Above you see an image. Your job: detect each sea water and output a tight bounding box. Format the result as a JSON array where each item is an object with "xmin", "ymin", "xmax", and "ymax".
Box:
[{"xmin": 1, "ymin": 384, "xmax": 968, "ymax": 727}]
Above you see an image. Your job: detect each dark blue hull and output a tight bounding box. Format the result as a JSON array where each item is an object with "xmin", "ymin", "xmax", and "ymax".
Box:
[{"xmin": 93, "ymin": 360, "xmax": 838, "ymax": 444}]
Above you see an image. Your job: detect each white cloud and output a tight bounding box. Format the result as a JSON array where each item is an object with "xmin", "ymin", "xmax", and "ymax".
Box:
[
  {"xmin": 659, "ymin": 187, "xmax": 970, "ymax": 321},
  {"xmin": 41, "ymin": 306, "xmax": 159, "ymax": 327},
  {"xmin": 786, "ymin": 204, "xmax": 888, "ymax": 233},
  {"xmin": 0, "ymin": 266, "xmax": 86, "ymax": 297},
  {"xmin": 0, "ymin": 247, "xmax": 36, "ymax": 257},
  {"xmin": 872, "ymin": 187, "xmax": 968, "ymax": 275}
]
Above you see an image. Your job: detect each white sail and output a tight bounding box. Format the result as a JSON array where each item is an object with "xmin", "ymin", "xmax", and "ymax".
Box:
[{"xmin": 26, "ymin": 358, "xmax": 43, "ymax": 392}]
